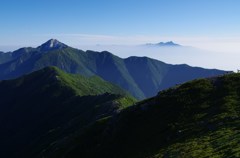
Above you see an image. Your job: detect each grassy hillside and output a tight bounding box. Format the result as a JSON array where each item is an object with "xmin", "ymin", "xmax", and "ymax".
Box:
[
  {"xmin": 0, "ymin": 66, "xmax": 136, "ymax": 158},
  {"xmin": 50, "ymin": 73, "xmax": 240, "ymax": 158}
]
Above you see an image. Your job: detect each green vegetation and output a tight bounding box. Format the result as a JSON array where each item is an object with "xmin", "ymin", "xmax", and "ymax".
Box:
[
  {"xmin": 0, "ymin": 66, "xmax": 238, "ymax": 158},
  {"xmin": 0, "ymin": 66, "xmax": 136, "ymax": 158},
  {"xmin": 48, "ymin": 73, "xmax": 240, "ymax": 158},
  {"xmin": 50, "ymin": 66, "xmax": 130, "ymax": 96}
]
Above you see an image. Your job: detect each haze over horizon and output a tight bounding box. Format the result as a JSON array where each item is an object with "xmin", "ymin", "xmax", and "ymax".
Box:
[{"xmin": 1, "ymin": 0, "xmax": 240, "ymax": 70}]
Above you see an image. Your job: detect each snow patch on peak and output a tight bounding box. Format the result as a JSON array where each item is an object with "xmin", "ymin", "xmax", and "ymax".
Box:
[
  {"xmin": 50, "ymin": 39, "xmax": 54, "ymax": 48},
  {"xmin": 38, "ymin": 39, "xmax": 68, "ymax": 51}
]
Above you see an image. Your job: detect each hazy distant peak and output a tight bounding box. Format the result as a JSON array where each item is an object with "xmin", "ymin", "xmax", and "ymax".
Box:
[
  {"xmin": 158, "ymin": 41, "xmax": 180, "ymax": 46},
  {"xmin": 146, "ymin": 41, "xmax": 181, "ymax": 47},
  {"xmin": 38, "ymin": 39, "xmax": 68, "ymax": 51}
]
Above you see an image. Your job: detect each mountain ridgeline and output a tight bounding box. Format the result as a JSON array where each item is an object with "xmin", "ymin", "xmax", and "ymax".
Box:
[
  {"xmin": 0, "ymin": 67, "xmax": 239, "ymax": 158},
  {"xmin": 40, "ymin": 72, "xmax": 240, "ymax": 158},
  {"xmin": 0, "ymin": 39, "xmax": 229, "ymax": 99},
  {"xmin": 0, "ymin": 66, "xmax": 136, "ymax": 158}
]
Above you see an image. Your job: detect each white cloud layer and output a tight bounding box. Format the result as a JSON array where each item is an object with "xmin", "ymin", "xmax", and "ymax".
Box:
[
  {"xmin": 0, "ymin": 34, "xmax": 239, "ymax": 71},
  {"xmin": 30, "ymin": 33, "xmax": 240, "ymax": 52}
]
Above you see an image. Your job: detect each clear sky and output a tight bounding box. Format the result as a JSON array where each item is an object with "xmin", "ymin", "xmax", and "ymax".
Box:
[{"xmin": 1, "ymin": 0, "xmax": 240, "ymax": 53}]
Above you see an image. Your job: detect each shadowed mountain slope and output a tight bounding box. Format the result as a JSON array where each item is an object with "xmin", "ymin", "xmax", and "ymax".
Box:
[
  {"xmin": 45, "ymin": 73, "xmax": 240, "ymax": 158},
  {"xmin": 0, "ymin": 66, "xmax": 136, "ymax": 158}
]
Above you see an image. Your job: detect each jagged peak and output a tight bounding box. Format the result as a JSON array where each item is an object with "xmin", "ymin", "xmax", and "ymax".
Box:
[
  {"xmin": 38, "ymin": 39, "xmax": 68, "ymax": 51},
  {"xmin": 146, "ymin": 41, "xmax": 181, "ymax": 47}
]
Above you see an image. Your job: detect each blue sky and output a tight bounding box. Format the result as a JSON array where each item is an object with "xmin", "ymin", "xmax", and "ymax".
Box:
[{"xmin": 1, "ymin": 0, "xmax": 240, "ymax": 52}]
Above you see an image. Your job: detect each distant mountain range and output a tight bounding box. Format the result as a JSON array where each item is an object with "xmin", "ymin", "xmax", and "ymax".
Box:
[
  {"xmin": 0, "ymin": 39, "xmax": 229, "ymax": 99},
  {"xmin": 146, "ymin": 41, "xmax": 181, "ymax": 47}
]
